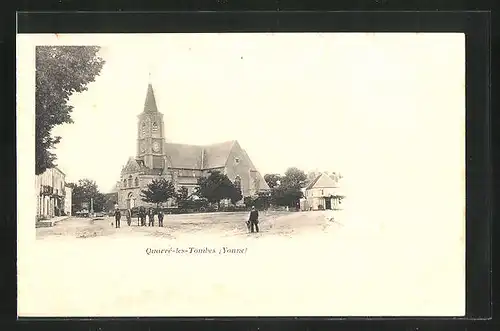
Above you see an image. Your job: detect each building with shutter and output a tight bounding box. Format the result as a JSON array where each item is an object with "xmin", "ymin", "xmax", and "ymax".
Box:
[{"xmin": 35, "ymin": 167, "xmax": 70, "ymax": 220}]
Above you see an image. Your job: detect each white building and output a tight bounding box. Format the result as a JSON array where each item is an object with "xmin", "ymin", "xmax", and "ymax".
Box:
[
  {"xmin": 301, "ymin": 173, "xmax": 345, "ymax": 211},
  {"xmin": 35, "ymin": 167, "xmax": 69, "ymax": 220}
]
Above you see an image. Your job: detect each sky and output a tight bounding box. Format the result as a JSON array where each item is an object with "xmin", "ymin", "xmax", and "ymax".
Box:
[{"xmin": 19, "ymin": 33, "xmax": 464, "ymax": 195}]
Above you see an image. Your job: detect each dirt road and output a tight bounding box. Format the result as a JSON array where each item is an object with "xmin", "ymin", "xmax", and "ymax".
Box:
[{"xmin": 36, "ymin": 210, "xmax": 342, "ymax": 240}]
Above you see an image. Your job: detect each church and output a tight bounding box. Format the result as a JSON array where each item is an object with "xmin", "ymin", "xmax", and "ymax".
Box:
[{"xmin": 116, "ymin": 81, "xmax": 270, "ymax": 210}]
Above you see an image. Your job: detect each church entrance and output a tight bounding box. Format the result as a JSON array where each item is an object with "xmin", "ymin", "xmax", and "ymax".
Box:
[{"xmin": 324, "ymin": 197, "xmax": 332, "ymax": 210}]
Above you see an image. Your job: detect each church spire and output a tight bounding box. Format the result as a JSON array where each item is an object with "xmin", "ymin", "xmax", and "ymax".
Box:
[{"xmin": 143, "ymin": 73, "xmax": 159, "ymax": 113}]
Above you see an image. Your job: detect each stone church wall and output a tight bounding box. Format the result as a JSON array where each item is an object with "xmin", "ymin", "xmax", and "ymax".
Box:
[
  {"xmin": 118, "ymin": 174, "xmax": 174, "ymax": 209},
  {"xmin": 223, "ymin": 143, "xmax": 253, "ymax": 197}
]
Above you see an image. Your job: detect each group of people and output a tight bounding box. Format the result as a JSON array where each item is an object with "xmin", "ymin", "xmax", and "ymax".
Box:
[
  {"xmin": 112, "ymin": 204, "xmax": 260, "ymax": 233},
  {"xmin": 113, "ymin": 204, "xmax": 164, "ymax": 228}
]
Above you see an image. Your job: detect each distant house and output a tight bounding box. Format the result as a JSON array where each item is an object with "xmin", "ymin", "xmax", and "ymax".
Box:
[
  {"xmin": 35, "ymin": 167, "xmax": 68, "ymax": 220},
  {"xmin": 301, "ymin": 173, "xmax": 344, "ymax": 211}
]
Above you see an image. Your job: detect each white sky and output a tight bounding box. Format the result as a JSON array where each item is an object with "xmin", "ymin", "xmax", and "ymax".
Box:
[{"xmin": 19, "ymin": 33, "xmax": 464, "ymax": 195}]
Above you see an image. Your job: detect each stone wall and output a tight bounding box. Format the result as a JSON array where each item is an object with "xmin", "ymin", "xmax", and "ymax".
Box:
[
  {"xmin": 223, "ymin": 142, "xmax": 253, "ymax": 197},
  {"xmin": 118, "ymin": 174, "xmax": 174, "ymax": 209}
]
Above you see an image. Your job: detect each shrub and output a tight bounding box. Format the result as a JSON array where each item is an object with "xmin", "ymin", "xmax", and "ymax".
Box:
[{"xmin": 318, "ymin": 204, "xmax": 324, "ymax": 210}]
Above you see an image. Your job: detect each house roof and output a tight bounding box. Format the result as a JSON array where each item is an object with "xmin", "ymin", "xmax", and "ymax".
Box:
[{"xmin": 305, "ymin": 172, "xmax": 338, "ymax": 190}]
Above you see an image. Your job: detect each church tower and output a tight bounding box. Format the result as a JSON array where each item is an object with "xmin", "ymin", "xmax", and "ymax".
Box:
[{"xmin": 137, "ymin": 78, "xmax": 166, "ymax": 170}]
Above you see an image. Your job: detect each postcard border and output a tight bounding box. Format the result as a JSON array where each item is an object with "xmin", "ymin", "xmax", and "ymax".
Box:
[{"xmin": 9, "ymin": 8, "xmax": 493, "ymax": 329}]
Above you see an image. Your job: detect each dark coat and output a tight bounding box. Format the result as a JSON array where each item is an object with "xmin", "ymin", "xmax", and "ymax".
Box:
[{"xmin": 249, "ymin": 210, "xmax": 259, "ymax": 222}]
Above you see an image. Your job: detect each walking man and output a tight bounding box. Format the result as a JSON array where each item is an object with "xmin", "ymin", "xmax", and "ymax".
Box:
[
  {"xmin": 248, "ymin": 206, "xmax": 259, "ymax": 233},
  {"xmin": 114, "ymin": 206, "xmax": 121, "ymax": 229}
]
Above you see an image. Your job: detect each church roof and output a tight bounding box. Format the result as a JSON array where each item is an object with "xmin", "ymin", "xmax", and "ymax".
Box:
[
  {"xmin": 122, "ymin": 157, "xmax": 145, "ymax": 174},
  {"xmin": 305, "ymin": 172, "xmax": 339, "ymax": 190},
  {"xmin": 240, "ymin": 148, "xmax": 257, "ymax": 170},
  {"xmin": 202, "ymin": 140, "xmax": 236, "ymax": 169},
  {"xmin": 257, "ymin": 173, "xmax": 271, "ymax": 191},
  {"xmin": 162, "ymin": 140, "xmax": 237, "ymax": 170},
  {"xmin": 164, "ymin": 143, "xmax": 203, "ymax": 169},
  {"xmin": 143, "ymin": 83, "xmax": 159, "ymax": 113}
]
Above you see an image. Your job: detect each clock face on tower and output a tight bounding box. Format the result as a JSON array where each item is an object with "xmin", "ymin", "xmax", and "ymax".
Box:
[{"xmin": 152, "ymin": 141, "xmax": 161, "ymax": 153}]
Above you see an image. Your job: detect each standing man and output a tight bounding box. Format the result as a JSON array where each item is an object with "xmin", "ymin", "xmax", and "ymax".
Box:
[
  {"xmin": 158, "ymin": 208, "xmax": 164, "ymax": 227},
  {"xmin": 126, "ymin": 208, "xmax": 132, "ymax": 226},
  {"xmin": 114, "ymin": 205, "xmax": 121, "ymax": 228},
  {"xmin": 148, "ymin": 208, "xmax": 155, "ymax": 227},
  {"xmin": 139, "ymin": 207, "xmax": 146, "ymax": 226},
  {"xmin": 137, "ymin": 207, "xmax": 141, "ymax": 226},
  {"xmin": 248, "ymin": 206, "xmax": 259, "ymax": 233}
]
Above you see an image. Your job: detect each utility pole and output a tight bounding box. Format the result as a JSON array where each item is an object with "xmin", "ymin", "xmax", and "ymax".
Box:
[{"xmin": 90, "ymin": 197, "xmax": 94, "ymax": 217}]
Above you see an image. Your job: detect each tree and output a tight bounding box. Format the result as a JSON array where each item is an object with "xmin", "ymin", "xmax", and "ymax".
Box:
[
  {"xmin": 305, "ymin": 170, "xmax": 321, "ymax": 186},
  {"xmin": 244, "ymin": 196, "xmax": 255, "ymax": 208},
  {"xmin": 35, "ymin": 46, "xmax": 105, "ymax": 175},
  {"xmin": 175, "ymin": 186, "xmax": 190, "ymax": 209},
  {"xmin": 281, "ymin": 167, "xmax": 308, "ymax": 189},
  {"xmin": 270, "ymin": 167, "xmax": 307, "ymax": 208},
  {"xmin": 195, "ymin": 171, "xmax": 241, "ymax": 209},
  {"xmin": 140, "ymin": 178, "xmax": 176, "ymax": 208},
  {"xmin": 67, "ymin": 179, "xmax": 106, "ymax": 213},
  {"xmin": 264, "ymin": 174, "xmax": 282, "ymax": 189},
  {"xmin": 103, "ymin": 192, "xmax": 118, "ymax": 212},
  {"xmin": 328, "ymin": 172, "xmax": 343, "ymax": 182},
  {"xmin": 230, "ymin": 186, "xmax": 243, "ymax": 205},
  {"xmin": 245, "ymin": 191, "xmax": 272, "ymax": 210}
]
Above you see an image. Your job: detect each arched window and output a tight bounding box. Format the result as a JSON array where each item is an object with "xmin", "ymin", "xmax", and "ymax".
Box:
[
  {"xmin": 128, "ymin": 175, "xmax": 132, "ymax": 187},
  {"xmin": 127, "ymin": 192, "xmax": 136, "ymax": 209},
  {"xmin": 134, "ymin": 177, "xmax": 139, "ymax": 186},
  {"xmin": 123, "ymin": 178, "xmax": 127, "ymax": 188},
  {"xmin": 152, "ymin": 122, "xmax": 158, "ymax": 132},
  {"xmin": 234, "ymin": 175, "xmax": 241, "ymax": 189}
]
